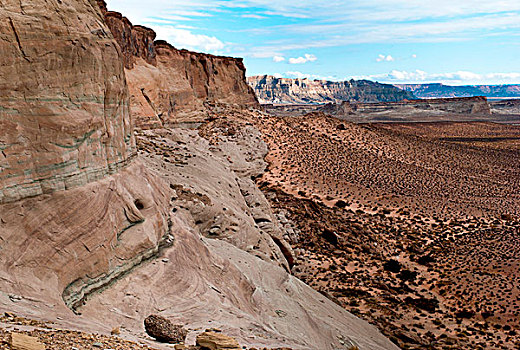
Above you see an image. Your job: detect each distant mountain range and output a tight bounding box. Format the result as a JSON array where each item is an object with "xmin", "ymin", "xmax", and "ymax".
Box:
[
  {"xmin": 248, "ymin": 75, "xmax": 415, "ymax": 104},
  {"xmin": 395, "ymin": 83, "xmax": 520, "ymax": 99}
]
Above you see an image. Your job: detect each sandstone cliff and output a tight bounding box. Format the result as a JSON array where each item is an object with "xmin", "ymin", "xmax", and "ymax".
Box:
[
  {"xmin": 100, "ymin": 3, "xmax": 258, "ymax": 128},
  {"xmin": 0, "ymin": 0, "xmax": 169, "ymax": 311},
  {"xmin": 248, "ymin": 75, "xmax": 415, "ymax": 104}
]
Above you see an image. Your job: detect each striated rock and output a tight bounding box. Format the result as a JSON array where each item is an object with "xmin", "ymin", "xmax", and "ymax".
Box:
[
  {"xmin": 144, "ymin": 315, "xmax": 187, "ymax": 343},
  {"xmin": 0, "ymin": 0, "xmax": 169, "ymax": 313},
  {"xmin": 10, "ymin": 333, "xmax": 45, "ymax": 350},
  {"xmin": 103, "ymin": 11, "xmax": 157, "ymax": 69},
  {"xmin": 0, "ymin": 0, "xmax": 135, "ymax": 204},
  {"xmin": 247, "ymin": 75, "xmax": 414, "ymax": 104},
  {"xmin": 196, "ymin": 331, "xmax": 241, "ymax": 350},
  {"xmin": 0, "ymin": 160, "xmax": 170, "ymax": 311},
  {"xmin": 98, "ymin": 2, "xmax": 258, "ymax": 128}
]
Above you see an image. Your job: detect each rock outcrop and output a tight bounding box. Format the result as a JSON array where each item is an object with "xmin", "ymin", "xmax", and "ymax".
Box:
[
  {"xmin": 0, "ymin": 0, "xmax": 169, "ymax": 312},
  {"xmin": 350, "ymin": 96, "xmax": 492, "ymax": 115},
  {"xmin": 196, "ymin": 331, "xmax": 241, "ymax": 350},
  {"xmin": 99, "ymin": 3, "xmax": 258, "ymax": 128},
  {"xmin": 247, "ymin": 75, "xmax": 415, "ymax": 104}
]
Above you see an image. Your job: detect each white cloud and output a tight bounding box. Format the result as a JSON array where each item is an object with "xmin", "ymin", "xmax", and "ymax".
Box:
[
  {"xmin": 272, "ymin": 73, "xmax": 283, "ymax": 78},
  {"xmin": 285, "ymin": 71, "xmax": 338, "ymax": 81},
  {"xmin": 273, "ymin": 55, "xmax": 286, "ymax": 62},
  {"xmin": 153, "ymin": 25, "xmax": 225, "ymax": 52},
  {"xmin": 288, "ymin": 53, "xmax": 317, "ymax": 64},
  {"xmin": 376, "ymin": 54, "xmax": 394, "ymax": 62},
  {"xmin": 286, "ymin": 71, "xmax": 312, "ymax": 79},
  {"xmin": 241, "ymin": 14, "xmax": 267, "ymax": 19},
  {"xmin": 412, "ymin": 54, "xmax": 417, "ymax": 58},
  {"xmin": 352, "ymin": 70, "xmax": 520, "ymax": 85}
]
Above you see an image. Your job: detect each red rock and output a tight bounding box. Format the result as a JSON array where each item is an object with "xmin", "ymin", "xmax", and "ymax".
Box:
[
  {"xmin": 0, "ymin": 0, "xmax": 169, "ymax": 312},
  {"xmin": 98, "ymin": 1, "xmax": 259, "ymax": 128}
]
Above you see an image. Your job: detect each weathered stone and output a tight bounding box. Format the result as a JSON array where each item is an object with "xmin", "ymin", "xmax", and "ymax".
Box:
[
  {"xmin": 144, "ymin": 315, "xmax": 187, "ymax": 343},
  {"xmin": 196, "ymin": 331, "xmax": 241, "ymax": 350},
  {"xmin": 10, "ymin": 333, "xmax": 45, "ymax": 350},
  {"xmin": 0, "ymin": 0, "xmax": 135, "ymax": 203}
]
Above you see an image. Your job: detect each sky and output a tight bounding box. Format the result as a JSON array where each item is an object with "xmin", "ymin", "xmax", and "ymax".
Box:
[{"xmin": 106, "ymin": 0, "xmax": 520, "ymax": 85}]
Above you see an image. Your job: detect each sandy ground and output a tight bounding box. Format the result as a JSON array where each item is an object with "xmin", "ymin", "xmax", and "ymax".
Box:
[{"xmin": 249, "ymin": 111, "xmax": 520, "ymax": 349}]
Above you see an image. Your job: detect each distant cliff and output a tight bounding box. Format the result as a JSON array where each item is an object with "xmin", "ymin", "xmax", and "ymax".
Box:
[
  {"xmin": 248, "ymin": 75, "xmax": 415, "ymax": 104},
  {"xmin": 395, "ymin": 83, "xmax": 520, "ymax": 99},
  {"xmin": 100, "ymin": 2, "xmax": 258, "ymax": 128}
]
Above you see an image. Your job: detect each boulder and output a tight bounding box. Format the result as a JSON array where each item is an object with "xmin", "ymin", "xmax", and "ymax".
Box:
[
  {"xmin": 144, "ymin": 315, "xmax": 187, "ymax": 343},
  {"xmin": 10, "ymin": 333, "xmax": 45, "ymax": 350},
  {"xmin": 196, "ymin": 331, "xmax": 241, "ymax": 350}
]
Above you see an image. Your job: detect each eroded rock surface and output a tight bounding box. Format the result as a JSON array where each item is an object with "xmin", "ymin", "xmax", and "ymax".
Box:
[
  {"xmin": 99, "ymin": 3, "xmax": 259, "ymax": 128},
  {"xmin": 0, "ymin": 0, "xmax": 169, "ymax": 313},
  {"xmin": 0, "ymin": 0, "xmax": 136, "ymax": 203}
]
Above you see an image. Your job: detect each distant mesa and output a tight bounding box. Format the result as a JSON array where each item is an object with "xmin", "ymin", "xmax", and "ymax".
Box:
[
  {"xmin": 395, "ymin": 83, "xmax": 520, "ymax": 99},
  {"xmin": 247, "ymin": 75, "xmax": 415, "ymax": 105}
]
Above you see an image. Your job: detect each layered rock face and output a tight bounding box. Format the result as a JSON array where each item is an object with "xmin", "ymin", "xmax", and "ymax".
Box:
[
  {"xmin": 100, "ymin": 4, "xmax": 258, "ymax": 128},
  {"xmin": 248, "ymin": 75, "xmax": 415, "ymax": 104},
  {"xmin": 0, "ymin": 0, "xmax": 169, "ymax": 311},
  {"xmin": 0, "ymin": 0, "xmax": 136, "ymax": 203}
]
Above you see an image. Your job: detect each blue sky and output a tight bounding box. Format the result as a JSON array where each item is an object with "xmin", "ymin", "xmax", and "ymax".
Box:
[{"xmin": 106, "ymin": 0, "xmax": 520, "ymax": 85}]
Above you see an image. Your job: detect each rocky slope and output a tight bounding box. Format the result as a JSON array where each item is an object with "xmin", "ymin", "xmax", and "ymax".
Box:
[
  {"xmin": 100, "ymin": 2, "xmax": 258, "ymax": 128},
  {"xmin": 248, "ymin": 75, "xmax": 415, "ymax": 104},
  {"xmin": 0, "ymin": 1, "xmax": 399, "ymax": 349},
  {"xmin": 396, "ymin": 83, "xmax": 520, "ymax": 99}
]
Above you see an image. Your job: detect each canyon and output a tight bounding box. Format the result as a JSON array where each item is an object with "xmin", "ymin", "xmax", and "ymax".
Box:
[
  {"xmin": 0, "ymin": 1, "xmax": 398, "ymax": 349},
  {"xmin": 0, "ymin": 0, "xmax": 519, "ymax": 349}
]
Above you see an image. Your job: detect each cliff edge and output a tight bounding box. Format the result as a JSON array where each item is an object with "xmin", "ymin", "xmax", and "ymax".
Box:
[{"xmin": 100, "ymin": 2, "xmax": 259, "ymax": 128}]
